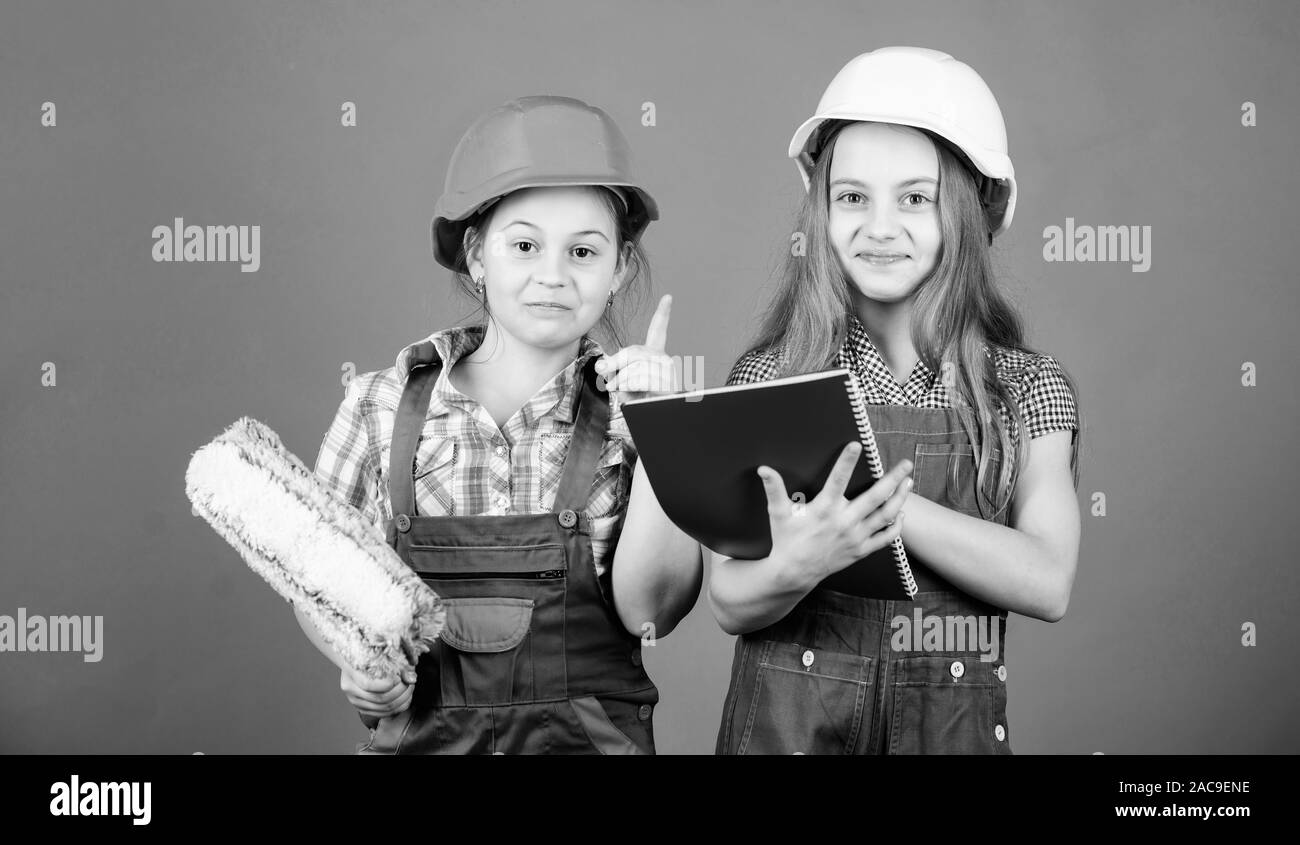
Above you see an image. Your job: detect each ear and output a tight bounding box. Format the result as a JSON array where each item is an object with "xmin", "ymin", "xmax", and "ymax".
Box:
[
  {"xmin": 462, "ymin": 225, "xmax": 484, "ymax": 279},
  {"xmin": 610, "ymin": 242, "xmax": 633, "ymax": 294}
]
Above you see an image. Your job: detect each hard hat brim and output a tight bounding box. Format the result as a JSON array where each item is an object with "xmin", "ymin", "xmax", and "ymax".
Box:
[{"xmin": 430, "ymin": 178, "xmax": 659, "ymax": 272}]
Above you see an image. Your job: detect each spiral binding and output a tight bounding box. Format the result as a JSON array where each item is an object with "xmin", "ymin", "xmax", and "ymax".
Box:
[{"xmin": 844, "ymin": 371, "xmax": 919, "ymax": 599}]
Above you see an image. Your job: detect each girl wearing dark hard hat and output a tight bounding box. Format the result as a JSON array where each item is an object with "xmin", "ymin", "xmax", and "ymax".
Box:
[
  {"xmin": 711, "ymin": 47, "xmax": 1084, "ymax": 754},
  {"xmin": 301, "ymin": 96, "xmax": 703, "ymax": 754}
]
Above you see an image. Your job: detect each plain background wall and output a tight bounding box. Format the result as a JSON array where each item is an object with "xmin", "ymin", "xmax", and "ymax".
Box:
[{"xmin": 1, "ymin": 0, "xmax": 1297, "ymax": 754}]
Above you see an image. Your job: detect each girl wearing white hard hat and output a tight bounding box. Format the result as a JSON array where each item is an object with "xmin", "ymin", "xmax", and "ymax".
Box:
[
  {"xmin": 300, "ymin": 96, "xmax": 703, "ymax": 754},
  {"xmin": 711, "ymin": 47, "xmax": 1083, "ymax": 754}
]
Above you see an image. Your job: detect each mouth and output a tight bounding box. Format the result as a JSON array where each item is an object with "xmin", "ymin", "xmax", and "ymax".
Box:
[
  {"xmin": 523, "ymin": 302, "xmax": 572, "ymax": 311},
  {"xmin": 857, "ymin": 251, "xmax": 910, "ymax": 266}
]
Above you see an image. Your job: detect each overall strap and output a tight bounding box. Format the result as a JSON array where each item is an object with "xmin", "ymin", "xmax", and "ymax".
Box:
[
  {"xmin": 552, "ymin": 357, "xmax": 610, "ymax": 513},
  {"xmin": 389, "ymin": 341, "xmax": 441, "ymax": 519}
]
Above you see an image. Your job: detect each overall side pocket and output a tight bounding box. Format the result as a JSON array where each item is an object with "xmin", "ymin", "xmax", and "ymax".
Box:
[
  {"xmin": 356, "ymin": 708, "xmax": 416, "ymax": 755},
  {"xmin": 568, "ymin": 695, "xmax": 651, "ymax": 755},
  {"xmin": 888, "ymin": 654, "xmax": 1010, "ymax": 754},
  {"xmin": 738, "ymin": 641, "xmax": 872, "ymax": 756}
]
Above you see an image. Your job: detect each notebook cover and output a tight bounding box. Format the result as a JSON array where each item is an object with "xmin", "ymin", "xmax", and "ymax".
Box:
[{"xmin": 621, "ymin": 369, "xmax": 912, "ymax": 600}]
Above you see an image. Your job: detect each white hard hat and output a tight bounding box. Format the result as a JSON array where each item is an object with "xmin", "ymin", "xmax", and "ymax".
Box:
[{"xmin": 789, "ymin": 46, "xmax": 1017, "ymax": 237}]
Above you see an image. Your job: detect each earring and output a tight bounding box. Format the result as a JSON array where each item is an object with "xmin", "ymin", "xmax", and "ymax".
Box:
[
  {"xmin": 474, "ymin": 276, "xmax": 485, "ymax": 295},
  {"xmin": 606, "ymin": 290, "xmax": 615, "ymax": 307}
]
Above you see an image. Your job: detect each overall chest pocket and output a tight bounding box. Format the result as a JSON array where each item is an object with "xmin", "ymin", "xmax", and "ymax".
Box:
[
  {"xmin": 408, "ymin": 539, "xmax": 569, "ymax": 707},
  {"xmin": 912, "ymin": 442, "xmax": 999, "ymax": 519},
  {"xmin": 887, "ymin": 654, "xmax": 1011, "ymax": 755},
  {"xmin": 737, "ymin": 641, "xmax": 873, "ymax": 756},
  {"xmin": 435, "ymin": 597, "xmax": 536, "ymax": 706}
]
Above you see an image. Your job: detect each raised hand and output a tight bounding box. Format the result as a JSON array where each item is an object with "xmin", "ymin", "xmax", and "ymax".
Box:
[{"xmin": 593, "ymin": 294, "xmax": 680, "ymax": 404}]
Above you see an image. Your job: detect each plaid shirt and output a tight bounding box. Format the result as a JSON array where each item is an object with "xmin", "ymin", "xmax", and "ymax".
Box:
[
  {"xmin": 313, "ymin": 325, "xmax": 636, "ymax": 578},
  {"xmin": 727, "ymin": 312, "xmax": 1079, "ymax": 442}
]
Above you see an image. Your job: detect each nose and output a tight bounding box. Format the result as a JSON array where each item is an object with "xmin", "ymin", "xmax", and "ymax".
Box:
[
  {"xmin": 530, "ymin": 248, "xmax": 569, "ymax": 287},
  {"xmin": 864, "ymin": 201, "xmax": 901, "ymax": 242}
]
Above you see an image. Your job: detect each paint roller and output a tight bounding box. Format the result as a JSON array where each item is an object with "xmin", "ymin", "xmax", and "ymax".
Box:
[{"xmin": 184, "ymin": 417, "xmax": 445, "ymax": 691}]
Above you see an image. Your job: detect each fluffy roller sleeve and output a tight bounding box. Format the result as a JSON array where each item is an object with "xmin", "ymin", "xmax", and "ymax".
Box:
[{"xmin": 185, "ymin": 416, "xmax": 445, "ymax": 684}]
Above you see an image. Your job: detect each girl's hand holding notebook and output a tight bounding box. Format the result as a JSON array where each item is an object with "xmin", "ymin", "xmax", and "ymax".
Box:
[{"xmin": 757, "ymin": 442, "xmax": 913, "ymax": 588}]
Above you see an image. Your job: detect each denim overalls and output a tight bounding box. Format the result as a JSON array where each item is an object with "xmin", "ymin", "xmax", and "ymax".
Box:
[
  {"xmin": 358, "ymin": 341, "xmax": 658, "ymax": 754},
  {"xmin": 716, "ymin": 403, "xmax": 1014, "ymax": 755}
]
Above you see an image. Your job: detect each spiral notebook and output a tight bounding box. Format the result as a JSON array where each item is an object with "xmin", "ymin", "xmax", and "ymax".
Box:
[{"xmin": 621, "ymin": 368, "xmax": 917, "ymax": 600}]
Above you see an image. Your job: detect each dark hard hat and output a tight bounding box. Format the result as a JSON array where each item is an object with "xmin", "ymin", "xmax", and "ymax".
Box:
[{"xmin": 431, "ymin": 95, "xmax": 659, "ymax": 272}]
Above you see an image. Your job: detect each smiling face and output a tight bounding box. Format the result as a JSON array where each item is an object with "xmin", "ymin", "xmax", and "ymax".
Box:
[
  {"xmin": 464, "ymin": 186, "xmax": 629, "ymax": 352},
  {"xmin": 826, "ymin": 122, "xmax": 941, "ymax": 305}
]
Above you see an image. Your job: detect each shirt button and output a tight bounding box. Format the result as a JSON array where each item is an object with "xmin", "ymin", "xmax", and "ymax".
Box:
[
  {"xmin": 994, "ymin": 724, "xmax": 1006, "ymax": 742},
  {"xmin": 949, "ymin": 660, "xmax": 965, "ymax": 679},
  {"xmin": 558, "ymin": 509, "xmax": 578, "ymax": 528},
  {"xmin": 637, "ymin": 704, "xmax": 652, "ymax": 721},
  {"xmin": 996, "ymin": 664, "xmax": 1007, "ymax": 682},
  {"xmin": 495, "ymin": 494, "xmax": 510, "ymax": 510},
  {"xmin": 801, "ymin": 649, "xmax": 815, "ymax": 668},
  {"xmin": 394, "ymin": 514, "xmax": 411, "ymax": 532},
  {"xmin": 631, "ymin": 650, "xmax": 642, "ymax": 667},
  {"xmin": 494, "ymin": 445, "xmax": 506, "ymax": 457}
]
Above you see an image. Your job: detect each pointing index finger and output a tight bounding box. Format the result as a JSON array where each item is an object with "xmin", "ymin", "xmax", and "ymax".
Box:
[{"xmin": 644, "ymin": 294, "xmax": 672, "ymax": 352}]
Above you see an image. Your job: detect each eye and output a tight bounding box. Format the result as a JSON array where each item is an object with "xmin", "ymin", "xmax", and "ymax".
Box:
[
  {"xmin": 511, "ymin": 240, "xmax": 537, "ymax": 255},
  {"xmin": 836, "ymin": 191, "xmax": 865, "ymax": 205},
  {"xmin": 571, "ymin": 246, "xmax": 598, "ymax": 260},
  {"xmin": 902, "ymin": 192, "xmax": 933, "ymax": 207}
]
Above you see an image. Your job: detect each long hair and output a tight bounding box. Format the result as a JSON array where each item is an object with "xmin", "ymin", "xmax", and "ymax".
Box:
[
  {"xmin": 744, "ymin": 120, "xmax": 1082, "ymax": 518},
  {"xmin": 451, "ymin": 186, "xmax": 651, "ymax": 351}
]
